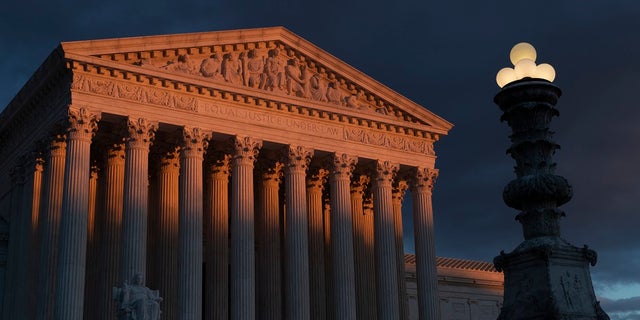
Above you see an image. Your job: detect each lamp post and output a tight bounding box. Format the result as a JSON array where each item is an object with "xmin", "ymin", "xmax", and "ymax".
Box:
[{"xmin": 493, "ymin": 43, "xmax": 609, "ymax": 320}]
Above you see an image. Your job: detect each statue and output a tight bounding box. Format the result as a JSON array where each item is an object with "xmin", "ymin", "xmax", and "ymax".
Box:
[{"xmin": 113, "ymin": 273, "xmax": 162, "ymax": 320}]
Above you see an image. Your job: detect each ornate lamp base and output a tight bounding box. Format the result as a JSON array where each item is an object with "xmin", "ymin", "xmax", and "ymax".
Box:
[{"xmin": 495, "ymin": 237, "xmax": 608, "ymax": 319}]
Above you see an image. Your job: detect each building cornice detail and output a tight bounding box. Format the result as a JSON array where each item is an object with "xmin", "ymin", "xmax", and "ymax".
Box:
[{"xmin": 71, "ymin": 71, "xmax": 436, "ymax": 156}]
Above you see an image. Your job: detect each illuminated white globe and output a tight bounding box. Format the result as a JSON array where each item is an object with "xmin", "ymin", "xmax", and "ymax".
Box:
[
  {"xmin": 496, "ymin": 67, "xmax": 517, "ymax": 88},
  {"xmin": 510, "ymin": 42, "xmax": 537, "ymax": 65},
  {"xmin": 535, "ymin": 63, "xmax": 556, "ymax": 82},
  {"xmin": 514, "ymin": 59, "xmax": 537, "ymax": 79}
]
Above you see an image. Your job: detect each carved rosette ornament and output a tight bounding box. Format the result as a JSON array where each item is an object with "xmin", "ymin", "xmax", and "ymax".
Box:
[{"xmin": 493, "ymin": 79, "xmax": 609, "ymax": 319}]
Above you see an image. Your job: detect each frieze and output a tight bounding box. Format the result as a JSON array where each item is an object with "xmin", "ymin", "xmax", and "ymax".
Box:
[
  {"xmin": 72, "ymin": 73, "xmax": 435, "ymax": 155},
  {"xmin": 72, "ymin": 74, "xmax": 197, "ymax": 111},
  {"xmin": 121, "ymin": 42, "xmax": 415, "ymax": 123},
  {"xmin": 344, "ymin": 128, "xmax": 434, "ymax": 155}
]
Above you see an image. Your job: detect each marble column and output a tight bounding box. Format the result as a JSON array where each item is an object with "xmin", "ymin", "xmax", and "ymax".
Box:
[
  {"xmin": 230, "ymin": 136, "xmax": 262, "ymax": 320},
  {"xmin": 36, "ymin": 133, "xmax": 66, "ymax": 320},
  {"xmin": 96, "ymin": 142, "xmax": 125, "ymax": 320},
  {"xmin": 178, "ymin": 127, "xmax": 210, "ymax": 320},
  {"xmin": 322, "ymin": 197, "xmax": 333, "ymax": 320},
  {"xmin": 307, "ymin": 168, "xmax": 328, "ymax": 320},
  {"xmin": 9, "ymin": 154, "xmax": 43, "ymax": 320},
  {"xmin": 256, "ymin": 159, "xmax": 283, "ymax": 320},
  {"xmin": 362, "ymin": 195, "xmax": 377, "ymax": 319},
  {"xmin": 372, "ymin": 160, "xmax": 400, "ymax": 320},
  {"xmin": 284, "ymin": 145, "xmax": 313, "ymax": 320},
  {"xmin": 329, "ymin": 152, "xmax": 358, "ymax": 320},
  {"xmin": 410, "ymin": 167, "xmax": 440, "ymax": 320},
  {"xmin": 120, "ymin": 117, "xmax": 157, "ymax": 283},
  {"xmin": 392, "ymin": 181, "xmax": 409, "ymax": 320},
  {"xmin": 204, "ymin": 153, "xmax": 231, "ymax": 320},
  {"xmin": 54, "ymin": 108, "xmax": 100, "ymax": 320},
  {"xmin": 18, "ymin": 154, "xmax": 45, "ymax": 320},
  {"xmin": 156, "ymin": 146, "xmax": 180, "ymax": 320},
  {"xmin": 350, "ymin": 174, "xmax": 373, "ymax": 320},
  {"xmin": 2, "ymin": 166, "xmax": 24, "ymax": 320},
  {"xmin": 83, "ymin": 164, "xmax": 99, "ymax": 318}
]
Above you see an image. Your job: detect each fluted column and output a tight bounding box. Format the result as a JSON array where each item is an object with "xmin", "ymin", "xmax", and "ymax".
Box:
[
  {"xmin": 2, "ymin": 166, "xmax": 24, "ymax": 320},
  {"xmin": 204, "ymin": 153, "xmax": 231, "ymax": 320},
  {"xmin": 392, "ymin": 181, "xmax": 409, "ymax": 320},
  {"xmin": 54, "ymin": 108, "xmax": 100, "ymax": 320},
  {"xmin": 329, "ymin": 152, "xmax": 358, "ymax": 320},
  {"xmin": 16, "ymin": 154, "xmax": 45, "ymax": 320},
  {"xmin": 36, "ymin": 133, "xmax": 66, "ymax": 320},
  {"xmin": 120, "ymin": 117, "xmax": 157, "ymax": 283},
  {"xmin": 83, "ymin": 164, "xmax": 99, "ymax": 318},
  {"xmin": 372, "ymin": 160, "xmax": 400, "ymax": 320},
  {"xmin": 410, "ymin": 167, "xmax": 440, "ymax": 320},
  {"xmin": 157, "ymin": 146, "xmax": 180, "ymax": 320},
  {"xmin": 95, "ymin": 141, "xmax": 125, "ymax": 320},
  {"xmin": 178, "ymin": 127, "xmax": 210, "ymax": 320},
  {"xmin": 307, "ymin": 168, "xmax": 328, "ymax": 320},
  {"xmin": 362, "ymin": 195, "xmax": 377, "ymax": 318},
  {"xmin": 322, "ymin": 197, "xmax": 333, "ymax": 320},
  {"xmin": 230, "ymin": 136, "xmax": 262, "ymax": 320},
  {"xmin": 256, "ymin": 159, "xmax": 283, "ymax": 320},
  {"xmin": 284, "ymin": 145, "xmax": 313, "ymax": 320},
  {"xmin": 351, "ymin": 174, "xmax": 374, "ymax": 320}
]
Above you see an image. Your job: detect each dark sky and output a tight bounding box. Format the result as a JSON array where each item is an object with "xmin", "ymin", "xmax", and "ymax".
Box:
[{"xmin": 2, "ymin": 0, "xmax": 640, "ymax": 318}]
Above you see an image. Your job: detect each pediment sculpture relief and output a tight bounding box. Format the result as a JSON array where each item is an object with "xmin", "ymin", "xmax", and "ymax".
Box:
[{"xmin": 132, "ymin": 46, "xmax": 399, "ymax": 119}]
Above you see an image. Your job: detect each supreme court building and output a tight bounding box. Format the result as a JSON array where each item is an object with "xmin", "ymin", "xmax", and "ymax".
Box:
[{"xmin": 0, "ymin": 27, "xmax": 501, "ymax": 320}]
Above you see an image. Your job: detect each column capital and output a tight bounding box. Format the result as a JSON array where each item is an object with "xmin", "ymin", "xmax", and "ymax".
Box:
[
  {"xmin": 307, "ymin": 168, "xmax": 329, "ymax": 190},
  {"xmin": 182, "ymin": 126, "xmax": 211, "ymax": 158},
  {"xmin": 373, "ymin": 160, "xmax": 399, "ymax": 187},
  {"xmin": 329, "ymin": 152, "xmax": 358, "ymax": 180},
  {"xmin": 410, "ymin": 167, "xmax": 438, "ymax": 193},
  {"xmin": 350, "ymin": 174, "xmax": 370, "ymax": 197},
  {"xmin": 208, "ymin": 153, "xmax": 232, "ymax": 180},
  {"xmin": 284, "ymin": 145, "xmax": 314, "ymax": 173},
  {"xmin": 67, "ymin": 107, "xmax": 100, "ymax": 141},
  {"xmin": 232, "ymin": 136, "xmax": 262, "ymax": 165},
  {"xmin": 160, "ymin": 147, "xmax": 181, "ymax": 173},
  {"xmin": 126, "ymin": 117, "xmax": 157, "ymax": 149},
  {"xmin": 392, "ymin": 180, "xmax": 409, "ymax": 202},
  {"xmin": 256, "ymin": 160, "xmax": 284, "ymax": 184}
]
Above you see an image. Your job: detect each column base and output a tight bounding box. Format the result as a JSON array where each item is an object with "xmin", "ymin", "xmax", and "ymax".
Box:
[{"xmin": 494, "ymin": 237, "xmax": 609, "ymax": 320}]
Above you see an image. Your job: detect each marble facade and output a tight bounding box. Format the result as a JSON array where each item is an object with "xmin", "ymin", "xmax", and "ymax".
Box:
[{"xmin": 0, "ymin": 27, "xmax": 454, "ymax": 320}]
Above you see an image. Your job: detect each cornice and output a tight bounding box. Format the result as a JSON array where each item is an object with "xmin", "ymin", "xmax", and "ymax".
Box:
[
  {"xmin": 69, "ymin": 59, "xmax": 443, "ymax": 140},
  {"xmin": 60, "ymin": 27, "xmax": 453, "ymax": 134}
]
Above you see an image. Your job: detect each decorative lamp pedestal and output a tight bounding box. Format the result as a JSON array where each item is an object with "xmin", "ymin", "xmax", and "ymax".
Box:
[{"xmin": 493, "ymin": 79, "xmax": 609, "ymax": 320}]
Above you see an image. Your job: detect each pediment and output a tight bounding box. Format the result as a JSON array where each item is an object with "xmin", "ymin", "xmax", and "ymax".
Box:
[{"xmin": 61, "ymin": 27, "xmax": 452, "ymax": 135}]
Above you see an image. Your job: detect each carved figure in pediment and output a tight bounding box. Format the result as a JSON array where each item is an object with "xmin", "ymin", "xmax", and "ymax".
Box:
[
  {"xmin": 263, "ymin": 48, "xmax": 284, "ymax": 92},
  {"xmin": 285, "ymin": 58, "xmax": 308, "ymax": 98},
  {"xmin": 345, "ymin": 90, "xmax": 367, "ymax": 110},
  {"xmin": 164, "ymin": 54, "xmax": 198, "ymax": 75},
  {"xmin": 326, "ymin": 81, "xmax": 343, "ymax": 105},
  {"xmin": 308, "ymin": 73, "xmax": 327, "ymax": 102},
  {"xmin": 222, "ymin": 52, "xmax": 243, "ymax": 85},
  {"xmin": 200, "ymin": 53, "xmax": 223, "ymax": 80},
  {"xmin": 243, "ymin": 49, "xmax": 265, "ymax": 88}
]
